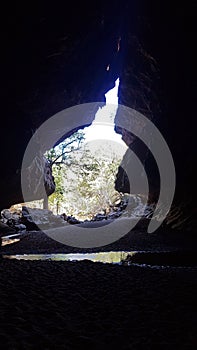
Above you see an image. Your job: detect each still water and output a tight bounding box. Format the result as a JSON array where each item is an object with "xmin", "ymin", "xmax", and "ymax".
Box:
[
  {"xmin": 3, "ymin": 251, "xmax": 136, "ymax": 263},
  {"xmin": 2, "ymin": 235, "xmax": 197, "ymax": 268}
]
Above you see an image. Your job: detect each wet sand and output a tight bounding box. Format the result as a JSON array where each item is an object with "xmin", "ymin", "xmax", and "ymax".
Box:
[{"xmin": 0, "ymin": 228, "xmax": 197, "ymax": 348}]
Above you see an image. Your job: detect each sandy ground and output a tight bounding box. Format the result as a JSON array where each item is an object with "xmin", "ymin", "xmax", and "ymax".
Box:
[
  {"xmin": 1, "ymin": 225, "xmax": 197, "ymax": 255},
  {"xmin": 0, "ymin": 227, "xmax": 197, "ymax": 349},
  {"xmin": 0, "ymin": 259, "xmax": 197, "ymax": 349}
]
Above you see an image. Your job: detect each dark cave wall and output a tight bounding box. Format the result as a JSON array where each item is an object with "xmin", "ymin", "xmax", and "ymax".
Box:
[
  {"xmin": 1, "ymin": 1, "xmax": 125, "ymax": 210},
  {"xmin": 1, "ymin": 1, "xmax": 196, "ymax": 231},
  {"xmin": 115, "ymin": 1, "xmax": 196, "ymax": 230}
]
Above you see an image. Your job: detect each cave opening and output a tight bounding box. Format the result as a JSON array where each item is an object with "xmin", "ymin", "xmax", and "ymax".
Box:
[
  {"xmin": 44, "ymin": 77, "xmax": 129, "ymax": 222},
  {"xmin": 42, "ymin": 77, "xmax": 153, "ymax": 225},
  {"xmin": 0, "ymin": 78, "xmax": 128, "ymax": 232},
  {"xmin": 0, "ymin": 78, "xmax": 154, "ymax": 233}
]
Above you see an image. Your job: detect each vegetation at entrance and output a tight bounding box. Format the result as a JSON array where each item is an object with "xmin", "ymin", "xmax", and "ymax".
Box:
[{"xmin": 45, "ymin": 132, "xmax": 122, "ymax": 219}]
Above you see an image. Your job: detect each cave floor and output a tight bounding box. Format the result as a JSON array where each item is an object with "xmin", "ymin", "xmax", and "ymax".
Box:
[
  {"xmin": 1, "ymin": 227, "xmax": 197, "ymax": 255},
  {"xmin": 0, "ymin": 229, "xmax": 197, "ymax": 348},
  {"xmin": 0, "ymin": 258, "xmax": 197, "ymax": 349}
]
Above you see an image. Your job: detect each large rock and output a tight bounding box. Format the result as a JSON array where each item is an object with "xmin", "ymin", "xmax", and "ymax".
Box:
[
  {"xmin": 0, "ymin": 222, "xmax": 16, "ymax": 236},
  {"xmin": 21, "ymin": 155, "xmax": 55, "ymax": 204},
  {"xmin": 21, "ymin": 206, "xmax": 68, "ymax": 230}
]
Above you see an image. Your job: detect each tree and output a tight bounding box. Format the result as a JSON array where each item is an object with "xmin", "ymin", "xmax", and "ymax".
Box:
[
  {"xmin": 45, "ymin": 132, "xmax": 122, "ymax": 219},
  {"xmin": 61, "ymin": 148, "xmax": 122, "ymax": 219},
  {"xmin": 44, "ymin": 131, "xmax": 85, "ymax": 211},
  {"xmin": 46, "ymin": 131, "xmax": 85, "ymax": 166},
  {"xmin": 47, "ymin": 166, "xmax": 64, "ymax": 214}
]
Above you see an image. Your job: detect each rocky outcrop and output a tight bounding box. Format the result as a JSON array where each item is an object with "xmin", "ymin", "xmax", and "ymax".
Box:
[
  {"xmin": 0, "ymin": 154, "xmax": 55, "ymax": 211},
  {"xmin": 0, "ymin": 222, "xmax": 16, "ymax": 236},
  {"xmin": 114, "ymin": 2, "xmax": 196, "ymax": 232},
  {"xmin": 22, "ymin": 155, "xmax": 55, "ymax": 204}
]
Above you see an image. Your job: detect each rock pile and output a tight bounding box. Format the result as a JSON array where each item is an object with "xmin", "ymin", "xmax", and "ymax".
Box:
[
  {"xmin": 0, "ymin": 194, "xmax": 156, "ymax": 234},
  {"xmin": 1, "ymin": 206, "xmax": 68, "ymax": 232},
  {"xmin": 60, "ymin": 213, "xmax": 82, "ymax": 225},
  {"xmin": 92, "ymin": 195, "xmax": 155, "ymax": 222}
]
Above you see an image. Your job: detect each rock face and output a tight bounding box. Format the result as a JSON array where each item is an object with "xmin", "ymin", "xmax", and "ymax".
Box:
[
  {"xmin": 22, "ymin": 155, "xmax": 55, "ymax": 204},
  {"xmin": 1, "ymin": 1, "xmax": 196, "ymax": 232},
  {"xmin": 114, "ymin": 1, "xmax": 196, "ymax": 232}
]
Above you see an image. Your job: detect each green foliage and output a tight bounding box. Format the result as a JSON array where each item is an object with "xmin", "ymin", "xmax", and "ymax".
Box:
[
  {"xmin": 45, "ymin": 130, "xmax": 85, "ymax": 166},
  {"xmin": 45, "ymin": 132, "xmax": 121, "ymax": 219}
]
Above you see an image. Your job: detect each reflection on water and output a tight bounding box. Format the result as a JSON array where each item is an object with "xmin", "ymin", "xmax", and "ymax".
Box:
[
  {"xmin": 3, "ymin": 251, "xmax": 136, "ymax": 263},
  {"xmin": 2, "ymin": 234, "xmax": 197, "ymax": 268},
  {"xmin": 1, "ymin": 238, "xmax": 20, "ymax": 246},
  {"xmin": 3, "ymin": 251, "xmax": 197, "ymax": 268},
  {"xmin": 1, "ymin": 233, "xmax": 22, "ymax": 247}
]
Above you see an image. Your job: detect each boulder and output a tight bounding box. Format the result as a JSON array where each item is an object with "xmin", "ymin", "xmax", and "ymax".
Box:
[
  {"xmin": 0, "ymin": 222, "xmax": 16, "ymax": 236},
  {"xmin": 21, "ymin": 206, "xmax": 68, "ymax": 230}
]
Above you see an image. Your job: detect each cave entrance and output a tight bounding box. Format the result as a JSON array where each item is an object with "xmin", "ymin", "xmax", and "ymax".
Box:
[
  {"xmin": 45, "ymin": 78, "xmax": 129, "ymax": 222},
  {"xmin": 0, "ymin": 79, "xmax": 130, "ymax": 234},
  {"xmin": 0, "ymin": 79, "xmax": 150, "ymax": 234}
]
